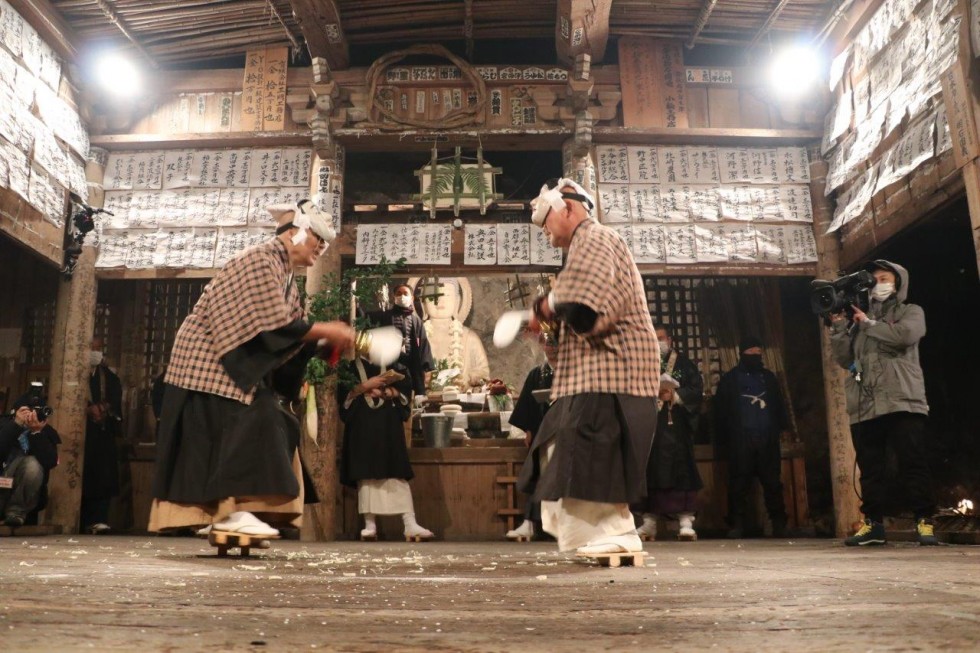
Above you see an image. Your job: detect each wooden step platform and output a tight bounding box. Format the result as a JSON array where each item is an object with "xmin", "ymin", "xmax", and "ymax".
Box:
[
  {"xmin": 404, "ymin": 534, "xmax": 434, "ymax": 542},
  {"xmin": 574, "ymin": 550, "xmax": 647, "ymax": 568},
  {"xmin": 207, "ymin": 530, "xmax": 277, "ymax": 557}
]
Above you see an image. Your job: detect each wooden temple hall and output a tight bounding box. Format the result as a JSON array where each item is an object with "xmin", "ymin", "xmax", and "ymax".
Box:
[{"xmin": 0, "ymin": 0, "xmax": 979, "ymax": 649}]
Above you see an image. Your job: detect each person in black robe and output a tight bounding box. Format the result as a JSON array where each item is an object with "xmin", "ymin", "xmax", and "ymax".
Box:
[
  {"xmin": 367, "ymin": 284, "xmax": 434, "ymax": 397},
  {"xmin": 82, "ymin": 338, "xmax": 122, "ymax": 534},
  {"xmin": 150, "ymin": 201, "xmax": 354, "ymax": 537},
  {"xmin": 633, "ymin": 327, "xmax": 704, "ymax": 541},
  {"xmin": 505, "ymin": 333, "xmax": 557, "ymax": 540},
  {"xmin": 337, "ymin": 358, "xmax": 433, "ymax": 541},
  {"xmin": 714, "ymin": 336, "xmax": 791, "ymax": 538}
]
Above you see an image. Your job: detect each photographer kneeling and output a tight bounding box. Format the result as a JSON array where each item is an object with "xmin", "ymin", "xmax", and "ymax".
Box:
[
  {"xmin": 1, "ymin": 391, "xmax": 60, "ymax": 528},
  {"xmin": 828, "ymin": 260, "xmax": 937, "ymax": 546}
]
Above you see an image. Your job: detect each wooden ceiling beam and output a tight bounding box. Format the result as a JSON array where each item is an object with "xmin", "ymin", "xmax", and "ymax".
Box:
[
  {"xmin": 686, "ymin": 0, "xmax": 719, "ymax": 48},
  {"xmin": 93, "ymin": 0, "xmax": 158, "ymax": 68},
  {"xmin": 556, "ymin": 0, "xmax": 614, "ymax": 65},
  {"xmin": 287, "ymin": 0, "xmax": 349, "ymax": 70}
]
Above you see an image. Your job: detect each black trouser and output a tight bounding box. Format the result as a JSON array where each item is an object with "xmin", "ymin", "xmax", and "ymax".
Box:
[
  {"xmin": 850, "ymin": 412, "xmax": 934, "ymax": 522},
  {"xmin": 728, "ymin": 434, "xmax": 786, "ymax": 526}
]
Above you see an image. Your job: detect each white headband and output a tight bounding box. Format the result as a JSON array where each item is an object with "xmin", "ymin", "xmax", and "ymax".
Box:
[
  {"xmin": 530, "ymin": 178, "xmax": 595, "ymax": 226},
  {"xmin": 267, "ymin": 199, "xmax": 336, "ymax": 245}
]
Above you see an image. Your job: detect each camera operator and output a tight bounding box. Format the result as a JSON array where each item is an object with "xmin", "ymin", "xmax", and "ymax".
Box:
[
  {"xmin": 828, "ymin": 260, "xmax": 938, "ymax": 546},
  {"xmin": 0, "ymin": 397, "xmax": 61, "ymax": 528}
]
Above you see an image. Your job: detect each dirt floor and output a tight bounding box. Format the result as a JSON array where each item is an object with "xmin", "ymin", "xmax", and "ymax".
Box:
[{"xmin": 0, "ymin": 535, "xmax": 977, "ymax": 652}]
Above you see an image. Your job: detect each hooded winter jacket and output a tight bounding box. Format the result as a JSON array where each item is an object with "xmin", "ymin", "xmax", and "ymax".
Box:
[{"xmin": 829, "ymin": 260, "xmax": 928, "ymax": 424}]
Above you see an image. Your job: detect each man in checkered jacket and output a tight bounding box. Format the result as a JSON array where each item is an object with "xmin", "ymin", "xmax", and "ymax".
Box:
[
  {"xmin": 517, "ymin": 178, "xmax": 660, "ymax": 555},
  {"xmin": 150, "ymin": 200, "xmax": 354, "ymax": 539}
]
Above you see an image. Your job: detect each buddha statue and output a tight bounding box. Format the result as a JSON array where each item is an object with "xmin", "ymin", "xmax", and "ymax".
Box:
[{"xmin": 419, "ymin": 278, "xmax": 490, "ymax": 389}]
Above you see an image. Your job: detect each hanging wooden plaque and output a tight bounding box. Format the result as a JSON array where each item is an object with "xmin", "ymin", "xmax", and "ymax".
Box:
[{"xmin": 618, "ymin": 38, "xmax": 689, "ymax": 129}]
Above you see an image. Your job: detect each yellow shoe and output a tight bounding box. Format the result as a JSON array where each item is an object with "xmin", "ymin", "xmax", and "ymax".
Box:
[{"xmin": 916, "ymin": 518, "xmax": 939, "ymax": 546}]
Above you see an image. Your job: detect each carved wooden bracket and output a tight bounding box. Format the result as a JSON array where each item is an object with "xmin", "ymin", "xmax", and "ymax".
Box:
[{"xmin": 528, "ymin": 55, "xmax": 619, "ymax": 128}]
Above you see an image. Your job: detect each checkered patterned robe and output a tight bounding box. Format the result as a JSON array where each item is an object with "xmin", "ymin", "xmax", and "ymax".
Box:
[
  {"xmin": 165, "ymin": 238, "xmax": 305, "ymax": 403},
  {"xmin": 551, "ymin": 220, "xmax": 660, "ymax": 399}
]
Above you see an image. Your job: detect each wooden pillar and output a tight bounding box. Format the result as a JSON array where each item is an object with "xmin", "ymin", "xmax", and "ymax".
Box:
[
  {"xmin": 808, "ymin": 145, "xmax": 861, "ymax": 537},
  {"xmin": 561, "ymin": 132, "xmax": 596, "ymax": 195},
  {"xmin": 962, "ymin": 161, "xmax": 980, "ymax": 275},
  {"xmin": 301, "ymin": 143, "xmax": 345, "ymax": 542},
  {"xmin": 45, "ymin": 147, "xmax": 106, "ymax": 533},
  {"xmin": 955, "ymin": 0, "xmax": 980, "ymax": 276}
]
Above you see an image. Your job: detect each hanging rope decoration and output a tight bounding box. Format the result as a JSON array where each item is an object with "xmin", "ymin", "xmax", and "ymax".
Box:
[{"xmin": 364, "ymin": 44, "xmax": 488, "ymax": 130}]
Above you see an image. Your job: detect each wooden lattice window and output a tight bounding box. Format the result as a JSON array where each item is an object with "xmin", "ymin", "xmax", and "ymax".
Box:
[
  {"xmin": 642, "ymin": 276, "xmax": 723, "ymax": 395},
  {"xmin": 24, "ymin": 301, "xmax": 56, "ymax": 367},
  {"xmin": 142, "ymin": 280, "xmax": 207, "ymax": 391}
]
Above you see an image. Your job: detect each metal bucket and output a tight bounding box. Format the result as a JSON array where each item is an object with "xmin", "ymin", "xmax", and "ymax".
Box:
[{"xmin": 421, "ymin": 414, "xmax": 454, "ymax": 448}]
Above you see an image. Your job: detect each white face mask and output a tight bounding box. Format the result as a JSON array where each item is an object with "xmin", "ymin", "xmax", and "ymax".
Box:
[
  {"xmin": 658, "ymin": 340, "xmax": 670, "ymax": 353},
  {"xmin": 89, "ymin": 351, "xmax": 103, "ymax": 367},
  {"xmin": 871, "ymin": 282, "xmax": 895, "ymax": 301},
  {"xmin": 394, "ymin": 295, "xmax": 413, "ymax": 309}
]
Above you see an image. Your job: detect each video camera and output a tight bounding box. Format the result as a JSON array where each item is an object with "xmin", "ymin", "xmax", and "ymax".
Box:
[
  {"xmin": 25, "ymin": 381, "xmax": 53, "ymax": 422},
  {"xmin": 62, "ymin": 198, "xmax": 112, "ymax": 280},
  {"xmin": 809, "ymin": 270, "xmax": 876, "ymax": 324}
]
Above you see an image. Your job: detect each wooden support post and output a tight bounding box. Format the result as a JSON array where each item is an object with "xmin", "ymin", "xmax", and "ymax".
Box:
[
  {"xmin": 562, "ymin": 134, "xmax": 596, "ymax": 195},
  {"xmin": 301, "ymin": 147, "xmax": 344, "ymax": 542},
  {"xmin": 808, "ymin": 146, "xmax": 861, "ymax": 537},
  {"xmin": 45, "ymin": 148, "xmax": 107, "ymax": 533},
  {"xmin": 962, "ymin": 160, "xmax": 980, "ymax": 275},
  {"xmin": 954, "ymin": 0, "xmax": 980, "ymax": 276}
]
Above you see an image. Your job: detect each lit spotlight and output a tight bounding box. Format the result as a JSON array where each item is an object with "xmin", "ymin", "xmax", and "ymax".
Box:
[
  {"xmin": 94, "ymin": 52, "xmax": 142, "ymax": 98},
  {"xmin": 768, "ymin": 45, "xmax": 823, "ymax": 100}
]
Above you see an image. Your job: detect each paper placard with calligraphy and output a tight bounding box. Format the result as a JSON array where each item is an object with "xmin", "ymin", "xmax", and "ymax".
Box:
[
  {"xmin": 530, "ymin": 226, "xmax": 562, "ymax": 266},
  {"xmin": 631, "ymin": 224, "xmax": 667, "ymax": 263},
  {"xmin": 249, "ymin": 148, "xmax": 283, "ymax": 187},
  {"xmin": 693, "ymin": 225, "xmax": 729, "ymax": 263},
  {"xmin": 689, "ymin": 186, "xmax": 720, "ymax": 222},
  {"xmin": 356, "ymin": 224, "xmax": 415, "ymax": 265},
  {"xmin": 94, "ymin": 231, "xmax": 130, "ymax": 268},
  {"xmin": 0, "ymin": 136, "xmax": 29, "ymax": 200},
  {"xmin": 0, "ymin": 0, "xmax": 26, "ymax": 58},
  {"xmin": 214, "ymin": 228, "xmax": 274, "ymax": 267},
  {"xmin": 597, "ymin": 184, "xmax": 632, "ymax": 223},
  {"xmin": 718, "ymin": 224, "xmax": 758, "ymax": 262},
  {"xmin": 595, "ymin": 145, "xmax": 630, "ymax": 183},
  {"xmin": 874, "ymin": 114, "xmax": 935, "ymax": 193},
  {"xmin": 27, "ymin": 166, "xmax": 65, "ymax": 226},
  {"xmin": 627, "ymin": 146, "xmax": 660, "ymax": 183},
  {"xmin": 659, "ymin": 185, "xmax": 692, "ymax": 222},
  {"xmin": 629, "ymin": 185, "xmax": 663, "ymax": 222},
  {"xmin": 464, "ymin": 224, "xmax": 498, "ymax": 265},
  {"xmin": 415, "ymin": 224, "xmax": 452, "ymax": 265},
  {"xmin": 279, "ymin": 149, "xmax": 312, "ymax": 187},
  {"xmin": 829, "ymin": 166, "xmax": 878, "ymax": 233},
  {"xmin": 163, "ymin": 151, "xmax": 198, "ymax": 189},
  {"xmin": 784, "ymin": 225, "xmax": 818, "ymax": 264},
  {"xmin": 496, "ymin": 224, "xmax": 531, "ymax": 265},
  {"xmin": 34, "ymin": 85, "xmax": 88, "ymax": 158},
  {"xmin": 122, "ymin": 231, "xmax": 163, "ymax": 269},
  {"xmin": 157, "ymin": 228, "xmax": 218, "ymax": 268},
  {"xmin": 664, "ymin": 225, "xmax": 696, "ymax": 264},
  {"xmin": 755, "ymin": 225, "xmax": 788, "ymax": 264}
]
